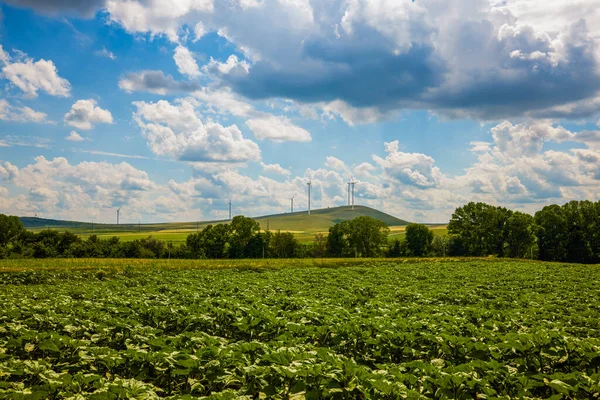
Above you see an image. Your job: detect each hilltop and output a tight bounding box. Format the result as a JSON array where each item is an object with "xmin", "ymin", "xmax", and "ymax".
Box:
[{"xmin": 252, "ymin": 205, "xmax": 409, "ymax": 233}]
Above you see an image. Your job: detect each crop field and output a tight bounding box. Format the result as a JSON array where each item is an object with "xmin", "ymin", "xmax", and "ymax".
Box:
[{"xmin": 1, "ymin": 259, "xmax": 599, "ymax": 399}]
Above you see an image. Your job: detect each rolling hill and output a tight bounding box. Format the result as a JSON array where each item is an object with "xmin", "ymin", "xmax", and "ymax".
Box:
[{"xmin": 20, "ymin": 205, "xmax": 409, "ymax": 237}]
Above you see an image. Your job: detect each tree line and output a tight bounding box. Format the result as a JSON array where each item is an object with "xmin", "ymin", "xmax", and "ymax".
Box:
[{"xmin": 0, "ymin": 200, "xmax": 598, "ymax": 263}]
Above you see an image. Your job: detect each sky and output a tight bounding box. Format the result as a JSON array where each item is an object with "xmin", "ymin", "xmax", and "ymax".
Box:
[{"xmin": 0, "ymin": 0, "xmax": 599, "ymax": 224}]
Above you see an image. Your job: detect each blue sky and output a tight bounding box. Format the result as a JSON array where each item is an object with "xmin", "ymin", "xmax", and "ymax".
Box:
[{"xmin": 0, "ymin": 0, "xmax": 599, "ymax": 223}]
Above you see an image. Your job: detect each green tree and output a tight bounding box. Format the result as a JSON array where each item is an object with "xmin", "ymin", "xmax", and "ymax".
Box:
[
  {"xmin": 244, "ymin": 231, "xmax": 271, "ymax": 258},
  {"xmin": 387, "ymin": 239, "xmax": 403, "ymax": 257},
  {"xmin": 228, "ymin": 216, "xmax": 260, "ymax": 258},
  {"xmin": 405, "ymin": 223, "xmax": 434, "ymax": 256},
  {"xmin": 326, "ymin": 222, "xmax": 348, "ymax": 257},
  {"xmin": 270, "ymin": 230, "xmax": 299, "ymax": 258},
  {"xmin": 431, "ymin": 236, "xmax": 449, "ymax": 257},
  {"xmin": 535, "ymin": 204, "xmax": 568, "ymax": 261},
  {"xmin": 505, "ymin": 211, "xmax": 535, "ymax": 258},
  {"xmin": 448, "ymin": 202, "xmax": 512, "ymax": 256},
  {"xmin": 0, "ymin": 214, "xmax": 25, "ymax": 257},
  {"xmin": 345, "ymin": 216, "xmax": 390, "ymax": 257},
  {"xmin": 313, "ymin": 233, "xmax": 327, "ymax": 258}
]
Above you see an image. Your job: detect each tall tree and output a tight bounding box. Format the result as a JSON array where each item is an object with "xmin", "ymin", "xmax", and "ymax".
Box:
[
  {"xmin": 345, "ymin": 216, "xmax": 390, "ymax": 257},
  {"xmin": 535, "ymin": 204, "xmax": 568, "ymax": 262},
  {"xmin": 405, "ymin": 223, "xmax": 434, "ymax": 256},
  {"xmin": 270, "ymin": 231, "xmax": 299, "ymax": 258},
  {"xmin": 505, "ymin": 211, "xmax": 535, "ymax": 258},
  {"xmin": 326, "ymin": 222, "xmax": 348, "ymax": 257},
  {"xmin": 0, "ymin": 214, "xmax": 25, "ymax": 256},
  {"xmin": 448, "ymin": 202, "xmax": 512, "ymax": 256},
  {"xmin": 228, "ymin": 216, "xmax": 260, "ymax": 258}
]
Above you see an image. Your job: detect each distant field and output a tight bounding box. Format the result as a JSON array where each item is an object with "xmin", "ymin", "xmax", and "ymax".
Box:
[
  {"xmin": 388, "ymin": 225, "xmax": 448, "ymax": 240},
  {"xmin": 1, "ymin": 258, "xmax": 599, "ymax": 399}
]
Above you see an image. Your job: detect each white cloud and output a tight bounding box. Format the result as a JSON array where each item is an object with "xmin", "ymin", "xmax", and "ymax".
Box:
[
  {"xmin": 193, "ymin": 22, "xmax": 207, "ymax": 41},
  {"xmin": 66, "ymin": 130, "xmax": 85, "ymax": 142},
  {"xmin": 246, "ymin": 115, "xmax": 311, "ymax": 142},
  {"xmin": 64, "ymin": 99, "xmax": 113, "ymax": 130},
  {"xmin": 373, "ymin": 140, "xmax": 443, "ymax": 188},
  {"xmin": 205, "ymin": 55, "xmax": 250, "ymax": 76},
  {"xmin": 324, "ymin": 156, "xmax": 348, "ymax": 172},
  {"xmin": 94, "ymin": 47, "xmax": 117, "ymax": 60},
  {"xmin": 260, "ymin": 162, "xmax": 291, "ymax": 176},
  {"xmin": 1, "ymin": 49, "xmax": 71, "ymax": 97},
  {"xmin": 0, "ymin": 99, "xmax": 48, "ymax": 123},
  {"xmin": 133, "ymin": 98, "xmax": 261, "ymax": 162},
  {"xmin": 173, "ymin": 45, "xmax": 201, "ymax": 77},
  {"xmin": 193, "ymin": 87, "xmax": 254, "ymax": 117},
  {"xmin": 105, "ymin": 0, "xmax": 214, "ymax": 42}
]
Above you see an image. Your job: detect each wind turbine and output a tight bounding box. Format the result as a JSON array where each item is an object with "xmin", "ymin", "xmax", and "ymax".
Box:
[
  {"xmin": 347, "ymin": 178, "xmax": 351, "ymax": 206},
  {"xmin": 228, "ymin": 198, "xmax": 232, "ymax": 220},
  {"xmin": 290, "ymin": 195, "xmax": 295, "ymax": 213},
  {"xmin": 307, "ymin": 180, "xmax": 312, "ymax": 215},
  {"xmin": 350, "ymin": 178, "xmax": 358, "ymax": 210},
  {"xmin": 116, "ymin": 207, "xmax": 122, "ymax": 224}
]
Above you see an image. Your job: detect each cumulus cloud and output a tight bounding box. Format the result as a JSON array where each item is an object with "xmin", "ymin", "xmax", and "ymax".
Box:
[
  {"xmin": 0, "ymin": 99, "xmax": 48, "ymax": 123},
  {"xmin": 260, "ymin": 162, "xmax": 291, "ymax": 176},
  {"xmin": 118, "ymin": 70, "xmax": 201, "ymax": 94},
  {"xmin": 66, "ymin": 131, "xmax": 85, "ymax": 142},
  {"xmin": 324, "ymin": 156, "xmax": 348, "ymax": 172},
  {"xmin": 105, "ymin": 0, "xmax": 214, "ymax": 42},
  {"xmin": 173, "ymin": 45, "xmax": 201, "ymax": 77},
  {"xmin": 373, "ymin": 140, "xmax": 443, "ymax": 188},
  {"xmin": 64, "ymin": 99, "xmax": 113, "ymax": 130},
  {"xmin": 246, "ymin": 115, "xmax": 311, "ymax": 142},
  {"xmin": 133, "ymin": 98, "xmax": 261, "ymax": 162},
  {"xmin": 1, "ymin": 46, "xmax": 71, "ymax": 98}
]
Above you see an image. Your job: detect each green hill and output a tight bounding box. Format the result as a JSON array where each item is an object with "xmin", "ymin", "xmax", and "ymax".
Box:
[
  {"xmin": 253, "ymin": 205, "xmax": 409, "ymax": 233},
  {"xmin": 19, "ymin": 205, "xmax": 410, "ymax": 242}
]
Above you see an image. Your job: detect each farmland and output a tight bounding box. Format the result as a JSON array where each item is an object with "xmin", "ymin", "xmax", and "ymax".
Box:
[{"xmin": 1, "ymin": 258, "xmax": 599, "ymax": 398}]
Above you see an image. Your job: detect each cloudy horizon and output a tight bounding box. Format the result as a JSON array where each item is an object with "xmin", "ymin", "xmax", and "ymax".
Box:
[{"xmin": 0, "ymin": 0, "xmax": 599, "ymax": 224}]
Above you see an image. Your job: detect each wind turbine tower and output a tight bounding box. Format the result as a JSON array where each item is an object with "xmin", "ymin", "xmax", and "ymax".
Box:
[
  {"xmin": 347, "ymin": 180, "xmax": 351, "ymax": 206},
  {"xmin": 290, "ymin": 195, "xmax": 295, "ymax": 213},
  {"xmin": 350, "ymin": 178, "xmax": 357, "ymax": 210},
  {"xmin": 307, "ymin": 180, "xmax": 312, "ymax": 215},
  {"xmin": 228, "ymin": 199, "xmax": 232, "ymax": 220},
  {"xmin": 116, "ymin": 207, "xmax": 121, "ymax": 224}
]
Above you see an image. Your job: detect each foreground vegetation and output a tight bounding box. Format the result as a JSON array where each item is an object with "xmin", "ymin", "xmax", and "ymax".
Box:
[{"xmin": 1, "ymin": 259, "xmax": 599, "ymax": 399}]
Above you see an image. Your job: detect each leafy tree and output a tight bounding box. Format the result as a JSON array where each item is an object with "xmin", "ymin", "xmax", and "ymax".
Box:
[
  {"xmin": 244, "ymin": 231, "xmax": 271, "ymax": 258},
  {"xmin": 228, "ymin": 216, "xmax": 260, "ymax": 258},
  {"xmin": 326, "ymin": 223, "xmax": 348, "ymax": 257},
  {"xmin": 0, "ymin": 214, "xmax": 25, "ymax": 257},
  {"xmin": 387, "ymin": 239, "xmax": 404, "ymax": 257},
  {"xmin": 405, "ymin": 223, "xmax": 434, "ymax": 256},
  {"xmin": 313, "ymin": 233, "xmax": 327, "ymax": 258},
  {"xmin": 535, "ymin": 204, "xmax": 568, "ymax": 261},
  {"xmin": 505, "ymin": 211, "xmax": 535, "ymax": 258},
  {"xmin": 345, "ymin": 216, "xmax": 390, "ymax": 257},
  {"xmin": 448, "ymin": 202, "xmax": 512, "ymax": 256},
  {"xmin": 270, "ymin": 231, "xmax": 299, "ymax": 258},
  {"xmin": 431, "ymin": 236, "xmax": 449, "ymax": 257},
  {"xmin": 203, "ymin": 224, "xmax": 231, "ymax": 258}
]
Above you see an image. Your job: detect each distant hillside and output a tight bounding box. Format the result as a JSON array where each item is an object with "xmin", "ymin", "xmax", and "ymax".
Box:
[
  {"xmin": 253, "ymin": 205, "xmax": 409, "ymax": 233},
  {"xmin": 20, "ymin": 217, "xmax": 94, "ymax": 230},
  {"xmin": 19, "ymin": 205, "xmax": 409, "ymax": 235}
]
